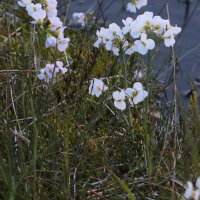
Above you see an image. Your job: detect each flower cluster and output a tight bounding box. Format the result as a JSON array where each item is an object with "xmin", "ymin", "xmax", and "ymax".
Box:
[
  {"xmin": 94, "ymin": 11, "xmax": 181, "ymax": 56},
  {"xmin": 185, "ymin": 177, "xmax": 200, "ymax": 200},
  {"xmin": 38, "ymin": 61, "xmax": 68, "ymax": 82},
  {"xmin": 89, "ymin": 79, "xmax": 148, "ymax": 110},
  {"xmin": 127, "ymin": 0, "xmax": 147, "ymax": 13},
  {"xmin": 93, "ymin": 23, "xmax": 128, "ymax": 56},
  {"xmin": 18, "ymin": 0, "xmax": 70, "ymax": 80}
]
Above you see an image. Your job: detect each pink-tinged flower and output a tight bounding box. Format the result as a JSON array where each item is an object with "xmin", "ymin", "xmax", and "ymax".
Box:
[
  {"xmin": 49, "ymin": 17, "xmax": 63, "ymax": 31},
  {"xmin": 89, "ymin": 78, "xmax": 108, "ymax": 97},
  {"xmin": 31, "ymin": 9, "xmax": 46, "ymax": 25},
  {"xmin": 45, "ymin": 34, "xmax": 56, "ymax": 48},
  {"xmin": 18, "ymin": 0, "xmax": 31, "ymax": 7},
  {"xmin": 73, "ymin": 12, "xmax": 85, "ymax": 26},
  {"xmin": 26, "ymin": 3, "xmax": 42, "ymax": 16},
  {"xmin": 125, "ymin": 82, "xmax": 148, "ymax": 105},
  {"xmin": 113, "ymin": 91, "xmax": 126, "ymax": 110},
  {"xmin": 134, "ymin": 33, "xmax": 155, "ymax": 55},
  {"xmin": 56, "ymin": 61, "xmax": 68, "ymax": 74},
  {"xmin": 57, "ymin": 38, "xmax": 70, "ymax": 52}
]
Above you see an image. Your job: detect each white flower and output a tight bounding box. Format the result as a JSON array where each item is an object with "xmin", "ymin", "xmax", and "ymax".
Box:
[
  {"xmin": 105, "ymin": 35, "xmax": 126, "ymax": 56},
  {"xmin": 45, "ymin": 6, "xmax": 57, "ymax": 19},
  {"xmin": 31, "ymin": 9, "xmax": 46, "ymax": 25},
  {"xmin": 122, "ymin": 17, "xmax": 135, "ymax": 35},
  {"xmin": 73, "ymin": 12, "xmax": 85, "ymax": 27},
  {"xmin": 125, "ymin": 43, "xmax": 137, "ymax": 55},
  {"xmin": 89, "ymin": 78, "xmax": 108, "ymax": 97},
  {"xmin": 45, "ymin": 64, "xmax": 59, "ymax": 77},
  {"xmin": 101, "ymin": 28, "xmax": 114, "ymax": 44},
  {"xmin": 18, "ymin": 0, "xmax": 31, "ymax": 7},
  {"xmin": 127, "ymin": 0, "xmax": 148, "ymax": 13},
  {"xmin": 113, "ymin": 91, "xmax": 126, "ymax": 110},
  {"xmin": 136, "ymin": 11, "xmax": 153, "ymax": 31},
  {"xmin": 26, "ymin": 3, "xmax": 42, "ymax": 16},
  {"xmin": 130, "ymin": 22, "xmax": 145, "ymax": 39},
  {"xmin": 185, "ymin": 181, "xmax": 200, "ymax": 200},
  {"xmin": 134, "ymin": 33, "xmax": 155, "ymax": 55},
  {"xmin": 152, "ymin": 16, "xmax": 169, "ymax": 34},
  {"xmin": 109, "ymin": 23, "xmax": 122, "ymax": 37},
  {"xmin": 125, "ymin": 82, "xmax": 148, "ymax": 105},
  {"xmin": 127, "ymin": 2, "xmax": 136, "ymax": 13},
  {"xmin": 46, "ymin": 0, "xmax": 57, "ymax": 8},
  {"xmin": 56, "ymin": 61, "xmax": 68, "ymax": 74},
  {"xmin": 49, "ymin": 17, "xmax": 63, "ymax": 31},
  {"xmin": 38, "ymin": 68, "xmax": 50, "ymax": 82},
  {"xmin": 93, "ymin": 30, "xmax": 103, "ymax": 48},
  {"xmin": 57, "ymin": 38, "xmax": 70, "ymax": 52},
  {"xmin": 162, "ymin": 29, "xmax": 175, "ymax": 47},
  {"xmin": 45, "ymin": 34, "xmax": 56, "ymax": 48},
  {"xmin": 136, "ymin": 0, "xmax": 147, "ymax": 9}
]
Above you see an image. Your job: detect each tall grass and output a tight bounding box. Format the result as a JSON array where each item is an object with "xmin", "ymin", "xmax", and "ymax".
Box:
[{"xmin": 0, "ymin": 0, "xmax": 200, "ymax": 199}]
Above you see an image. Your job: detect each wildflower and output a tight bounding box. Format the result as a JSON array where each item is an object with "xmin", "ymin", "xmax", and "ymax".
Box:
[
  {"xmin": 26, "ymin": 3, "xmax": 42, "ymax": 16},
  {"xmin": 73, "ymin": 12, "xmax": 85, "ymax": 27},
  {"xmin": 49, "ymin": 17, "xmax": 63, "ymax": 31},
  {"xmin": 31, "ymin": 9, "xmax": 46, "ymax": 25},
  {"xmin": 122, "ymin": 17, "xmax": 135, "ymax": 35},
  {"xmin": 136, "ymin": 11, "xmax": 153, "ymax": 31},
  {"xmin": 93, "ymin": 28, "xmax": 112, "ymax": 48},
  {"xmin": 45, "ymin": 34, "xmax": 56, "ymax": 48},
  {"xmin": 45, "ymin": 5, "xmax": 57, "ymax": 19},
  {"xmin": 89, "ymin": 78, "xmax": 108, "ymax": 97},
  {"xmin": 38, "ymin": 68, "xmax": 51, "ymax": 82},
  {"xmin": 93, "ymin": 30, "xmax": 103, "ymax": 48},
  {"xmin": 162, "ymin": 29, "xmax": 175, "ymax": 47},
  {"xmin": 125, "ymin": 43, "xmax": 137, "ymax": 55},
  {"xmin": 45, "ymin": 64, "xmax": 59, "ymax": 77},
  {"xmin": 109, "ymin": 23, "xmax": 122, "ymax": 37},
  {"xmin": 56, "ymin": 61, "xmax": 68, "ymax": 74},
  {"xmin": 130, "ymin": 22, "xmax": 145, "ymax": 39},
  {"xmin": 46, "ymin": 0, "xmax": 57, "ymax": 8},
  {"xmin": 136, "ymin": 0, "xmax": 147, "ymax": 9},
  {"xmin": 134, "ymin": 33, "xmax": 155, "ymax": 55},
  {"xmin": 127, "ymin": 1, "xmax": 136, "ymax": 13},
  {"xmin": 152, "ymin": 16, "xmax": 169, "ymax": 35},
  {"xmin": 57, "ymin": 37, "xmax": 70, "ymax": 52},
  {"xmin": 125, "ymin": 82, "xmax": 148, "ymax": 105},
  {"xmin": 127, "ymin": 0, "xmax": 148, "ymax": 13},
  {"xmin": 185, "ymin": 181, "xmax": 200, "ymax": 200},
  {"xmin": 113, "ymin": 91, "xmax": 126, "ymax": 110},
  {"xmin": 18, "ymin": 0, "xmax": 31, "ymax": 7}
]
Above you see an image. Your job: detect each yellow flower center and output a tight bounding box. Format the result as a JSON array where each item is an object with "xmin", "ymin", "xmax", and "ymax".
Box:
[
  {"xmin": 97, "ymin": 86, "xmax": 102, "ymax": 91},
  {"xmin": 44, "ymin": 71, "xmax": 48, "ymax": 76},
  {"xmin": 132, "ymin": 90, "xmax": 139, "ymax": 97},
  {"xmin": 33, "ymin": 7, "xmax": 36, "ymax": 11}
]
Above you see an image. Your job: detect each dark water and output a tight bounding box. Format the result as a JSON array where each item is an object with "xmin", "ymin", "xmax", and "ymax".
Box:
[{"xmin": 60, "ymin": 0, "xmax": 200, "ymax": 107}]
